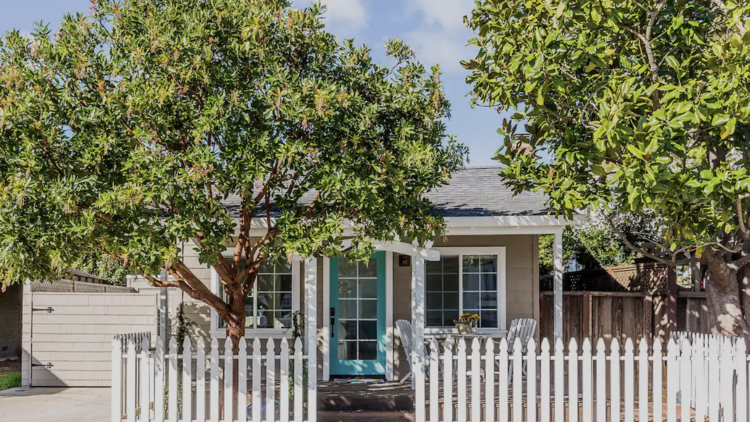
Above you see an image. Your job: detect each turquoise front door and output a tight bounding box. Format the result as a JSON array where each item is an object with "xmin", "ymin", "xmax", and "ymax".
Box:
[{"xmin": 330, "ymin": 252, "xmax": 386, "ymax": 377}]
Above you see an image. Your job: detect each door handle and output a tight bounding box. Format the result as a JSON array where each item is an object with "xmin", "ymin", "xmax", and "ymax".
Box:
[{"xmin": 330, "ymin": 307, "xmax": 336, "ymax": 338}]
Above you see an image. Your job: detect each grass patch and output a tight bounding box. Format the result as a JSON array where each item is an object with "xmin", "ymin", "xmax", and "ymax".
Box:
[{"xmin": 0, "ymin": 371, "xmax": 22, "ymax": 391}]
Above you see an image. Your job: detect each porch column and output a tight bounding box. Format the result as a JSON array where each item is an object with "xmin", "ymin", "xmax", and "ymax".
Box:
[
  {"xmin": 305, "ymin": 257, "xmax": 318, "ymax": 422},
  {"xmin": 412, "ymin": 255, "xmax": 426, "ymax": 421},
  {"xmin": 554, "ymin": 230, "xmax": 564, "ymax": 342}
]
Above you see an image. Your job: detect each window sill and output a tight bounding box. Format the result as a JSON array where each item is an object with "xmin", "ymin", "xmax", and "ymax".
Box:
[{"xmin": 210, "ymin": 329, "xmax": 293, "ymax": 339}]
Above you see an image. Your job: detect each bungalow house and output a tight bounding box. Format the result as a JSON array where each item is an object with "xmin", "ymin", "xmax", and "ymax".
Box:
[{"xmin": 131, "ymin": 166, "xmax": 575, "ymax": 382}]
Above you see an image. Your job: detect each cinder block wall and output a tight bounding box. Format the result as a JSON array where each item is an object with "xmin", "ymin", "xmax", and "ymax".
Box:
[{"xmin": 0, "ymin": 284, "xmax": 22, "ymax": 360}]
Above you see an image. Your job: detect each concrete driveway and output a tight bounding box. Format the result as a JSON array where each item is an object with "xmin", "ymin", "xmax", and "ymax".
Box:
[{"xmin": 0, "ymin": 387, "xmax": 110, "ymax": 422}]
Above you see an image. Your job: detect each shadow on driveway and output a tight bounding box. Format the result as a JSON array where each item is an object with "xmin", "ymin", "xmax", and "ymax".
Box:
[{"xmin": 0, "ymin": 387, "xmax": 110, "ymax": 422}]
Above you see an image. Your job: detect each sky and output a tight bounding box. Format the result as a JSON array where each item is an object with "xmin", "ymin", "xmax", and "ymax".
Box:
[{"xmin": 0, "ymin": 0, "xmax": 511, "ymax": 165}]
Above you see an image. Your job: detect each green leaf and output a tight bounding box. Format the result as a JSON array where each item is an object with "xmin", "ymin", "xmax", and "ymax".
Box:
[
  {"xmin": 712, "ymin": 114, "xmax": 730, "ymax": 126},
  {"xmin": 665, "ymin": 56, "xmax": 680, "ymax": 70},
  {"xmin": 626, "ymin": 144, "xmax": 644, "ymax": 159},
  {"xmin": 555, "ymin": 2, "xmax": 566, "ymax": 18}
]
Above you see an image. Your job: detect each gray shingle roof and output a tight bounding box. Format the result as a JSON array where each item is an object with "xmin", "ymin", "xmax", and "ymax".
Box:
[{"xmin": 223, "ymin": 166, "xmax": 549, "ymax": 218}]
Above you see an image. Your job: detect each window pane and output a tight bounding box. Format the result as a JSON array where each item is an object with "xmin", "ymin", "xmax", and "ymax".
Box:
[
  {"xmin": 444, "ymin": 257, "xmax": 460, "ymax": 273},
  {"xmin": 443, "ymin": 313, "xmax": 457, "ymax": 327},
  {"xmin": 426, "ymin": 293, "xmax": 442, "ymax": 310},
  {"xmin": 276, "ymin": 274, "xmax": 292, "ymax": 291},
  {"xmin": 359, "ymin": 341, "xmax": 377, "ymax": 360},
  {"xmin": 463, "ymin": 273, "xmax": 480, "ymax": 291},
  {"xmin": 444, "ymin": 292, "xmax": 459, "ymax": 309},
  {"xmin": 481, "ymin": 273, "xmax": 497, "ymax": 291},
  {"xmin": 481, "ymin": 292, "xmax": 498, "ymax": 308},
  {"xmin": 426, "ymin": 260, "xmax": 442, "ymax": 273},
  {"xmin": 443, "ymin": 274, "xmax": 459, "ymax": 291},
  {"xmin": 257, "ymin": 293, "xmax": 273, "ymax": 310},
  {"xmin": 276, "ymin": 293, "xmax": 293, "ymax": 310},
  {"xmin": 257, "ymin": 275, "xmax": 274, "ymax": 291},
  {"xmin": 359, "ymin": 321, "xmax": 377, "ymax": 340},
  {"xmin": 463, "ymin": 256, "xmax": 480, "ymax": 272},
  {"xmin": 277, "ymin": 311, "xmax": 292, "ymax": 329},
  {"xmin": 256, "ymin": 312, "xmax": 272, "ymax": 328},
  {"xmin": 463, "ymin": 292, "xmax": 480, "ymax": 309},
  {"xmin": 339, "ymin": 280, "xmax": 357, "ymax": 298},
  {"xmin": 359, "ymin": 300, "xmax": 377, "ymax": 319},
  {"xmin": 358, "ymin": 259, "xmax": 378, "ymax": 277},
  {"xmin": 426, "ymin": 275, "xmax": 442, "ymax": 292},
  {"xmin": 480, "ymin": 255, "xmax": 497, "ymax": 272},
  {"xmin": 480, "ymin": 310, "xmax": 498, "ymax": 328},
  {"xmin": 427, "ymin": 311, "xmax": 443, "ymax": 327}
]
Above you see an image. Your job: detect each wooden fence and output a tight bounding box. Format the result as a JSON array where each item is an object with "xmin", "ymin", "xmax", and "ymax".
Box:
[{"xmin": 540, "ymin": 291, "xmax": 710, "ymax": 345}]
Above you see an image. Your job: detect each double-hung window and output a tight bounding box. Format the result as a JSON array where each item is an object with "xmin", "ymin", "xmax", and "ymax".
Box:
[{"xmin": 426, "ymin": 248, "xmax": 506, "ymax": 331}]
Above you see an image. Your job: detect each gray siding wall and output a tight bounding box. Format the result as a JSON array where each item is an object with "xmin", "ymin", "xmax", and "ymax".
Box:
[{"xmin": 175, "ymin": 234, "xmax": 539, "ymax": 381}]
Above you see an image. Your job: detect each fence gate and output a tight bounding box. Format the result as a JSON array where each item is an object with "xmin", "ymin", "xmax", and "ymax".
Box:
[{"xmin": 23, "ymin": 282, "xmax": 158, "ymax": 387}]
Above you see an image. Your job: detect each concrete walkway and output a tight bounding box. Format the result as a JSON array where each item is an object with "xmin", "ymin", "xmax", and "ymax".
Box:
[{"xmin": 0, "ymin": 387, "xmax": 110, "ymax": 422}]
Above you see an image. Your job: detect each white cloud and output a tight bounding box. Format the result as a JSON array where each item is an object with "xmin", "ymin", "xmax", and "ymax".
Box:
[
  {"xmin": 403, "ymin": 0, "xmax": 476, "ymax": 73},
  {"xmin": 294, "ymin": 0, "xmax": 367, "ymax": 35}
]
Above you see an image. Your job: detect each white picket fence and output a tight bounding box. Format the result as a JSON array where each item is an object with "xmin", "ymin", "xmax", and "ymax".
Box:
[
  {"xmin": 115, "ymin": 335, "xmax": 749, "ymax": 422},
  {"xmin": 422, "ymin": 336, "xmax": 749, "ymax": 422},
  {"xmin": 112, "ymin": 336, "xmax": 313, "ymax": 422}
]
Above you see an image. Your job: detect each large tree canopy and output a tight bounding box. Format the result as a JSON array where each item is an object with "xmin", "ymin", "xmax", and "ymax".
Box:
[
  {"xmin": 0, "ymin": 0, "xmax": 466, "ymax": 341},
  {"xmin": 465, "ymin": 0, "xmax": 750, "ymax": 336}
]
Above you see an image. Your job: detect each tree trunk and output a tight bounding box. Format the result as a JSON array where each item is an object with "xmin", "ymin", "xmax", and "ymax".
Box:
[
  {"xmin": 704, "ymin": 249, "xmax": 750, "ymax": 341},
  {"xmin": 222, "ymin": 289, "xmax": 247, "ymax": 421}
]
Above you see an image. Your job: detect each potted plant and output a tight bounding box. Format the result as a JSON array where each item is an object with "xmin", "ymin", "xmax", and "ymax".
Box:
[{"xmin": 454, "ymin": 313, "xmax": 481, "ymax": 334}]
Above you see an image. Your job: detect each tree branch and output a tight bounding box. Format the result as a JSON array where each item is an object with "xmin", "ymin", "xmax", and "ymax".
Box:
[{"xmin": 604, "ymin": 213, "xmax": 671, "ymax": 265}]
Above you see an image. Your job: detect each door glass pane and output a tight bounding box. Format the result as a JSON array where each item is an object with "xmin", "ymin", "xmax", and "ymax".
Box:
[
  {"xmin": 339, "ymin": 258, "xmax": 358, "ymax": 277},
  {"xmin": 359, "ymin": 279, "xmax": 377, "ymax": 298},
  {"xmin": 359, "ymin": 341, "xmax": 377, "ymax": 360},
  {"xmin": 463, "ymin": 273, "xmax": 479, "ymax": 290},
  {"xmin": 339, "ymin": 341, "xmax": 357, "ymax": 360},
  {"xmin": 359, "ymin": 321, "xmax": 377, "ymax": 340},
  {"xmin": 339, "ymin": 280, "xmax": 357, "ymax": 298},
  {"xmin": 339, "ymin": 300, "xmax": 357, "ymax": 319},
  {"xmin": 463, "ymin": 292, "xmax": 480, "ymax": 309},
  {"xmin": 339, "ymin": 321, "xmax": 358, "ymax": 340},
  {"xmin": 359, "ymin": 300, "xmax": 377, "ymax": 319},
  {"xmin": 358, "ymin": 258, "xmax": 378, "ymax": 277}
]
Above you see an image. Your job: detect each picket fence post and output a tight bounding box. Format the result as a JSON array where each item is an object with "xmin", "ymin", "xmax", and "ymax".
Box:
[
  {"xmin": 210, "ymin": 338, "xmax": 220, "ymax": 422},
  {"xmin": 596, "ymin": 339, "xmax": 606, "ymax": 422},
  {"xmin": 252, "ymin": 338, "xmax": 261, "ymax": 422},
  {"xmin": 127, "ymin": 337, "xmax": 137, "ymax": 422},
  {"xmin": 279, "ymin": 338, "xmax": 290, "ymax": 422},
  {"xmin": 140, "ymin": 337, "xmax": 151, "ymax": 422},
  {"xmin": 680, "ymin": 340, "xmax": 692, "ymax": 422},
  {"xmin": 610, "ymin": 338, "xmax": 620, "ymax": 422},
  {"xmin": 526, "ymin": 338, "xmax": 537, "ymax": 422},
  {"xmin": 568, "ymin": 338, "xmax": 578, "ymax": 422},
  {"xmin": 471, "ymin": 337, "xmax": 481, "ymax": 422},
  {"xmin": 638, "ymin": 338, "xmax": 649, "ymax": 422},
  {"xmin": 512, "ymin": 340, "xmax": 522, "ymax": 422},
  {"xmin": 238, "ymin": 338, "xmax": 247, "ymax": 422},
  {"xmin": 183, "ymin": 337, "xmax": 192, "ymax": 422},
  {"xmin": 112, "ymin": 337, "xmax": 123, "ymax": 422},
  {"xmin": 581, "ymin": 339, "xmax": 592, "ymax": 422},
  {"xmin": 168, "ymin": 337, "xmax": 177, "ymax": 422},
  {"xmin": 155, "ymin": 336, "xmax": 165, "ymax": 422},
  {"xmin": 653, "ymin": 339, "xmax": 663, "ymax": 422},
  {"xmin": 721, "ymin": 338, "xmax": 735, "ymax": 422},
  {"xmin": 540, "ymin": 339, "xmax": 550, "ymax": 422},
  {"xmin": 293, "ymin": 337, "xmax": 303, "ymax": 422},
  {"xmin": 485, "ymin": 338, "xmax": 495, "ymax": 422},
  {"xmin": 430, "ymin": 339, "xmax": 439, "ymax": 422},
  {"xmin": 457, "ymin": 338, "xmax": 467, "ymax": 422},
  {"xmin": 666, "ymin": 339, "xmax": 677, "ymax": 422},
  {"xmin": 554, "ymin": 339, "xmax": 564, "ymax": 422},
  {"xmin": 197, "ymin": 337, "xmax": 206, "ymax": 422},
  {"xmin": 266, "ymin": 338, "xmax": 276, "ymax": 422},
  {"xmin": 444, "ymin": 338, "xmax": 455, "ymax": 422},
  {"xmin": 624, "ymin": 339, "xmax": 634, "ymax": 422},
  {"xmin": 224, "ymin": 338, "xmax": 233, "ymax": 422},
  {"xmin": 497, "ymin": 339, "xmax": 507, "ymax": 422},
  {"xmin": 693, "ymin": 337, "xmax": 706, "ymax": 422}
]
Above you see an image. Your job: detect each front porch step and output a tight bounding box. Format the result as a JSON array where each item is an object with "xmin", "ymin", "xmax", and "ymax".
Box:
[
  {"xmin": 318, "ymin": 411, "xmax": 415, "ymax": 422},
  {"xmin": 317, "ymin": 381, "xmax": 415, "ymax": 412}
]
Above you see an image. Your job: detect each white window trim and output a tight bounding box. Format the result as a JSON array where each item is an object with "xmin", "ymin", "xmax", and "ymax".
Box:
[
  {"xmin": 425, "ymin": 247, "xmax": 507, "ymax": 336},
  {"xmin": 209, "ymin": 251, "xmax": 301, "ymax": 339}
]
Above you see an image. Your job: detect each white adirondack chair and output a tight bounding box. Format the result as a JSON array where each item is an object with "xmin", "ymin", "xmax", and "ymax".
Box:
[
  {"xmin": 506, "ymin": 318, "xmax": 537, "ymax": 381},
  {"xmin": 396, "ymin": 319, "xmax": 416, "ymax": 383}
]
